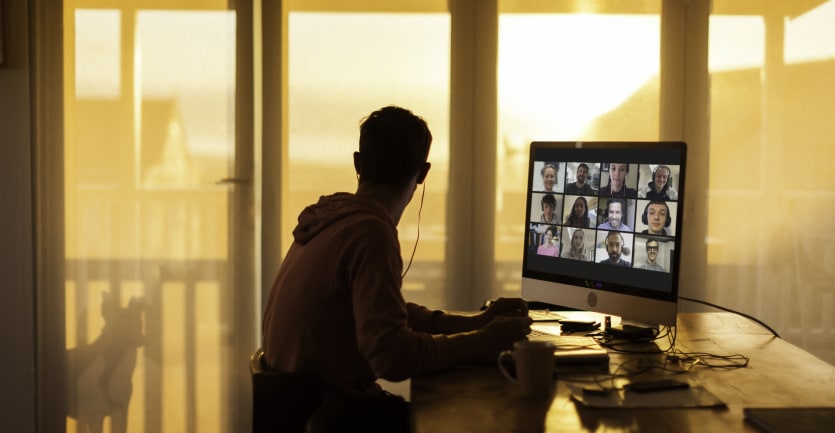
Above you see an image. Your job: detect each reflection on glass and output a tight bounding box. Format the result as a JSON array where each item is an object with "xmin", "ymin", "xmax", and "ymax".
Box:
[{"xmin": 66, "ymin": 7, "xmax": 235, "ymax": 433}]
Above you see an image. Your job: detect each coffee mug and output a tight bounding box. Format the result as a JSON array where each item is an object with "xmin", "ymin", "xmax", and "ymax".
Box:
[{"xmin": 498, "ymin": 340, "xmax": 555, "ymax": 397}]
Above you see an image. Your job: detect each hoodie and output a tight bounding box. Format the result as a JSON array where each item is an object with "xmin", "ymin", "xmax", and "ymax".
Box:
[{"xmin": 262, "ymin": 193, "xmax": 468, "ymax": 397}]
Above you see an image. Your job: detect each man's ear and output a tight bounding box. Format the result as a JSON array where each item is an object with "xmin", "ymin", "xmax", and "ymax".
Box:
[
  {"xmin": 416, "ymin": 162, "xmax": 431, "ymax": 184},
  {"xmin": 353, "ymin": 152, "xmax": 362, "ymax": 178}
]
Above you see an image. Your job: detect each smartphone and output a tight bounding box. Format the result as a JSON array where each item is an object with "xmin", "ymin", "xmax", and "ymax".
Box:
[{"xmin": 624, "ymin": 379, "xmax": 690, "ymax": 393}]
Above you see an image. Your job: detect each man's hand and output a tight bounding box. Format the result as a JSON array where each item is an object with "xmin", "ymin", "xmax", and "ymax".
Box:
[
  {"xmin": 479, "ymin": 315, "xmax": 532, "ymax": 354},
  {"xmin": 479, "ymin": 297, "xmax": 529, "ymax": 327}
]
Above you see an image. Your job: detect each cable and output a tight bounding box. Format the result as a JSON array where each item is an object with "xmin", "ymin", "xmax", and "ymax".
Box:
[
  {"xmin": 401, "ymin": 182, "xmax": 425, "ymax": 279},
  {"xmin": 679, "ymin": 296, "xmax": 781, "ymax": 338}
]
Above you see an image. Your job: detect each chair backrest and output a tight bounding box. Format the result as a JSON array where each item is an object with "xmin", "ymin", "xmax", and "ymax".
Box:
[{"xmin": 250, "ymin": 348, "xmax": 322, "ymax": 433}]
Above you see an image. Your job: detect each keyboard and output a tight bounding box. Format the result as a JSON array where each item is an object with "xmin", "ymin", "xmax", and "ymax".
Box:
[{"xmin": 528, "ymin": 310, "xmax": 566, "ymax": 322}]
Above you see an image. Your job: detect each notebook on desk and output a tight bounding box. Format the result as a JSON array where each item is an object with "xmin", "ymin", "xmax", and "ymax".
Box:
[
  {"xmin": 551, "ymin": 336, "xmax": 609, "ymax": 365},
  {"xmin": 743, "ymin": 408, "xmax": 835, "ymax": 433}
]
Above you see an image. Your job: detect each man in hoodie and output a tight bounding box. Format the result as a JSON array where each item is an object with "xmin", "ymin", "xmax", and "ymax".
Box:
[{"xmin": 261, "ymin": 106, "xmax": 531, "ymax": 430}]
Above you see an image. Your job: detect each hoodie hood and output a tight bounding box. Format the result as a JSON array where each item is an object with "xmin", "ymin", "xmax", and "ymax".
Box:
[{"xmin": 292, "ymin": 193, "xmax": 395, "ymax": 245}]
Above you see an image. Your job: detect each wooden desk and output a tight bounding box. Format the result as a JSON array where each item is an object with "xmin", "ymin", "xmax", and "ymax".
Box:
[{"xmin": 410, "ymin": 313, "xmax": 835, "ymax": 433}]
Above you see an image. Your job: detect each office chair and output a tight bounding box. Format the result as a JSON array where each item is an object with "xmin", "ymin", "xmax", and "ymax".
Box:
[{"xmin": 250, "ymin": 348, "xmax": 322, "ymax": 433}]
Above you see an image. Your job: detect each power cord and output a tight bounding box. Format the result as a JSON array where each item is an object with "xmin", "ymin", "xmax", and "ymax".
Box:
[{"xmin": 679, "ymin": 296, "xmax": 781, "ymax": 338}]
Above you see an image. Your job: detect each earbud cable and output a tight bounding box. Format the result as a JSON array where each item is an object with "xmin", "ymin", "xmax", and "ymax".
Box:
[{"xmin": 401, "ymin": 182, "xmax": 425, "ymax": 279}]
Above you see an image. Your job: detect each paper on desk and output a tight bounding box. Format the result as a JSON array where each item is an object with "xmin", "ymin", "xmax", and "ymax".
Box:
[{"xmin": 569, "ymin": 384, "xmax": 726, "ymax": 409}]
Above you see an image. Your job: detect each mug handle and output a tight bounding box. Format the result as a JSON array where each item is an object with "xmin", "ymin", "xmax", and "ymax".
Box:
[{"xmin": 497, "ymin": 350, "xmax": 517, "ymax": 383}]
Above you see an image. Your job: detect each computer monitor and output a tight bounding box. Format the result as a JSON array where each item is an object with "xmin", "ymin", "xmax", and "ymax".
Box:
[{"xmin": 521, "ymin": 141, "xmax": 687, "ymax": 328}]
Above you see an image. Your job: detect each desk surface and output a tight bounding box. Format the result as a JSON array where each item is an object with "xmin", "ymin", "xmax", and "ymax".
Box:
[{"xmin": 410, "ymin": 312, "xmax": 835, "ymax": 433}]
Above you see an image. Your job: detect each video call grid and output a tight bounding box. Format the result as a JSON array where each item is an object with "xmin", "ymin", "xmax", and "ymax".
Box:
[{"xmin": 528, "ymin": 161, "xmax": 680, "ymax": 273}]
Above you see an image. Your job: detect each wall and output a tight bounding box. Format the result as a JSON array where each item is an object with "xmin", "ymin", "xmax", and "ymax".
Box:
[{"xmin": 0, "ymin": 1, "xmax": 36, "ymax": 432}]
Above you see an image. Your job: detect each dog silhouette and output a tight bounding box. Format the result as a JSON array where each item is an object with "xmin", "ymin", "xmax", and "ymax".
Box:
[{"xmin": 66, "ymin": 292, "xmax": 146, "ymax": 433}]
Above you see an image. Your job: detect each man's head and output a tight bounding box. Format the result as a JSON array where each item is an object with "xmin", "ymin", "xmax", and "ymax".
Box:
[
  {"xmin": 605, "ymin": 231, "xmax": 624, "ymax": 262},
  {"xmin": 576, "ymin": 163, "xmax": 589, "ymax": 185},
  {"xmin": 355, "ymin": 106, "xmax": 432, "ymax": 188},
  {"xmin": 645, "ymin": 239, "xmax": 659, "ymax": 263},
  {"xmin": 541, "ymin": 164, "xmax": 557, "ymax": 191},
  {"xmin": 605, "ymin": 198, "xmax": 625, "ymax": 228}
]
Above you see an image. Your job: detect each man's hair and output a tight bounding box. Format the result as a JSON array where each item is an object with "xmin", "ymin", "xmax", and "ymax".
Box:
[
  {"xmin": 358, "ymin": 106, "xmax": 432, "ymax": 187},
  {"xmin": 645, "ymin": 239, "xmax": 659, "ymax": 249},
  {"xmin": 577, "ymin": 163, "xmax": 589, "ymax": 172}
]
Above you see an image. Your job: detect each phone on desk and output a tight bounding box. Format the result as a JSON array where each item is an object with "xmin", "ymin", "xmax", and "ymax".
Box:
[{"xmin": 624, "ymin": 379, "xmax": 690, "ymax": 393}]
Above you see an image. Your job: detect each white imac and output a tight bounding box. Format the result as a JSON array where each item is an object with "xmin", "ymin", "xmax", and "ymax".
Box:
[{"xmin": 522, "ymin": 141, "xmax": 687, "ymax": 329}]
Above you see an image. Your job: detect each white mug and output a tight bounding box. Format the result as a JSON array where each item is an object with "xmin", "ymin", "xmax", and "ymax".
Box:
[{"xmin": 498, "ymin": 340, "xmax": 555, "ymax": 397}]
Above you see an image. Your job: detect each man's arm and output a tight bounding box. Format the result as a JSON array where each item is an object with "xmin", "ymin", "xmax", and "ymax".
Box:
[{"xmin": 407, "ymin": 298, "xmax": 529, "ymax": 334}]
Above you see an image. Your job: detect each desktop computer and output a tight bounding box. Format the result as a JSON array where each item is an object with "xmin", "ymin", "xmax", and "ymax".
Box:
[{"xmin": 521, "ymin": 141, "xmax": 687, "ymax": 333}]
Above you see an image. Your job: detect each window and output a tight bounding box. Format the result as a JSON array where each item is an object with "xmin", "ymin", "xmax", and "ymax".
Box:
[
  {"xmin": 283, "ymin": 1, "xmax": 450, "ymax": 306},
  {"xmin": 495, "ymin": 1, "xmax": 662, "ymax": 297},
  {"xmin": 706, "ymin": 0, "xmax": 835, "ymax": 362},
  {"xmin": 64, "ymin": 3, "xmax": 241, "ymax": 433}
]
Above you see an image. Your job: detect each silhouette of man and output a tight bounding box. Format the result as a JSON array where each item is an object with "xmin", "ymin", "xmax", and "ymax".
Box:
[{"xmin": 261, "ymin": 106, "xmax": 531, "ymax": 432}]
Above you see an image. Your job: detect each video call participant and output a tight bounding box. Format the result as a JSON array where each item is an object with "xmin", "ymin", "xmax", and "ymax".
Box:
[
  {"xmin": 540, "ymin": 163, "xmax": 558, "ymax": 192},
  {"xmin": 562, "ymin": 228, "xmax": 588, "ymax": 261},
  {"xmin": 598, "ymin": 231, "xmax": 631, "ymax": 267},
  {"xmin": 540, "ymin": 193, "xmax": 559, "ymax": 224},
  {"xmin": 261, "ymin": 106, "xmax": 531, "ymax": 432},
  {"xmin": 599, "ymin": 163, "xmax": 637, "ymax": 198},
  {"xmin": 597, "ymin": 198, "xmax": 632, "ymax": 232},
  {"xmin": 564, "ymin": 163, "xmax": 595, "ymax": 195},
  {"xmin": 640, "ymin": 201, "xmax": 672, "ymax": 236},
  {"xmin": 638, "ymin": 165, "xmax": 678, "ymax": 200},
  {"xmin": 536, "ymin": 225, "xmax": 559, "ymax": 257},
  {"xmin": 564, "ymin": 196, "xmax": 591, "ymax": 228},
  {"xmin": 636, "ymin": 238, "xmax": 665, "ymax": 272}
]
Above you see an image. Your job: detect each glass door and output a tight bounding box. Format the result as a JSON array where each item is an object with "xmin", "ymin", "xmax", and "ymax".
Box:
[{"xmin": 62, "ymin": 1, "xmax": 254, "ymax": 432}]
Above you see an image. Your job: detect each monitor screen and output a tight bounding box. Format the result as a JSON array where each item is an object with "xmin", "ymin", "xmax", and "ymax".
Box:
[{"xmin": 521, "ymin": 141, "xmax": 687, "ymax": 327}]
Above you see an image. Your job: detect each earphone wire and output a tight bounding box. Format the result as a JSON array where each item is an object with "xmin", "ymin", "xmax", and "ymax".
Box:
[{"xmin": 401, "ymin": 182, "xmax": 425, "ymax": 279}]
